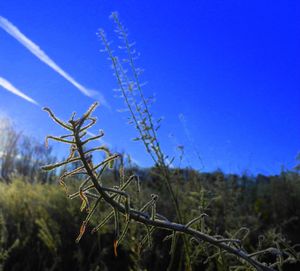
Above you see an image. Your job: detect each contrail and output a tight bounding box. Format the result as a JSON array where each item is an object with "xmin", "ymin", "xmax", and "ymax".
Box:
[
  {"xmin": 0, "ymin": 16, "xmax": 109, "ymax": 108},
  {"xmin": 0, "ymin": 77, "xmax": 39, "ymax": 106},
  {"xmin": 86, "ymin": 131, "xmax": 110, "ymax": 147},
  {"xmin": 0, "ymin": 77, "xmax": 111, "ymax": 145}
]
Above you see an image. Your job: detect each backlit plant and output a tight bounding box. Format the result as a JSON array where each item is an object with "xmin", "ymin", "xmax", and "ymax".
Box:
[{"xmin": 42, "ymin": 102, "xmax": 299, "ymax": 271}]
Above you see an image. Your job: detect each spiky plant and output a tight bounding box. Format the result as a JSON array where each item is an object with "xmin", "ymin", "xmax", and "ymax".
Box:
[
  {"xmin": 41, "ymin": 102, "xmax": 295, "ymax": 271},
  {"xmin": 98, "ymin": 12, "xmax": 194, "ymax": 270}
]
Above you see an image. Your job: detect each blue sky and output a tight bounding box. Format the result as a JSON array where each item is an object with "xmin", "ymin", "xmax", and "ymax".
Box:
[{"xmin": 0, "ymin": 0, "xmax": 299, "ymax": 175}]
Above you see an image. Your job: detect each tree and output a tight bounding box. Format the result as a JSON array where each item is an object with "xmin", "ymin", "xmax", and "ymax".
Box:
[{"xmin": 0, "ymin": 118, "xmax": 20, "ymax": 183}]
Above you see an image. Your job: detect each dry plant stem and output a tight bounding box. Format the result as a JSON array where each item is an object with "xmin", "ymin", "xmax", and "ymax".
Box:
[
  {"xmin": 99, "ymin": 20, "xmax": 192, "ymax": 268},
  {"xmin": 112, "ymin": 14, "xmax": 162, "ymax": 160},
  {"xmin": 75, "ymin": 131, "xmax": 273, "ymax": 271},
  {"xmin": 43, "ymin": 103, "xmax": 277, "ymax": 271},
  {"xmin": 99, "ymin": 33, "xmax": 157, "ymax": 165}
]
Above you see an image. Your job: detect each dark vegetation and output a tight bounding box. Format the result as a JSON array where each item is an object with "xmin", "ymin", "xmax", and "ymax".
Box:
[{"xmin": 0, "ymin": 116, "xmax": 299, "ymax": 271}]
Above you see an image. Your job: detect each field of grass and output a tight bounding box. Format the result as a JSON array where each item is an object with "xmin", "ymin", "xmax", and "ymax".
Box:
[{"xmin": 0, "ymin": 168, "xmax": 299, "ymax": 270}]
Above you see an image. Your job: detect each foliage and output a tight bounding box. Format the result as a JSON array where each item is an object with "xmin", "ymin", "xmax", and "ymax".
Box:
[
  {"xmin": 0, "ymin": 178, "xmax": 135, "ymax": 270},
  {"xmin": 0, "ymin": 170, "xmax": 299, "ymax": 270}
]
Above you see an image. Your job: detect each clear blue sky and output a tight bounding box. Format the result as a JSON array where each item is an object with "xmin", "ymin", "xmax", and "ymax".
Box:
[{"xmin": 0, "ymin": 0, "xmax": 299, "ymax": 175}]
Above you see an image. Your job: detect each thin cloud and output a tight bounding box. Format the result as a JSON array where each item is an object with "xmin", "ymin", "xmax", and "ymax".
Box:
[
  {"xmin": 0, "ymin": 77, "xmax": 39, "ymax": 106},
  {"xmin": 0, "ymin": 16, "xmax": 109, "ymax": 108},
  {"xmin": 86, "ymin": 131, "xmax": 111, "ymax": 147}
]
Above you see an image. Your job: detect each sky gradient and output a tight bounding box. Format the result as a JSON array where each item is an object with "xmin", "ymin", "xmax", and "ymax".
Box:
[{"xmin": 0, "ymin": 0, "xmax": 299, "ymax": 175}]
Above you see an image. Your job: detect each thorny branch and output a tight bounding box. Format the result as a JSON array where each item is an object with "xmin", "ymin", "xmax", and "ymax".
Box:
[{"xmin": 40, "ymin": 102, "xmax": 298, "ymax": 271}]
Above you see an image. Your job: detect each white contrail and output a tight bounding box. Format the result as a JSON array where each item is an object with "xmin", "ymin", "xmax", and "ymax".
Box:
[
  {"xmin": 0, "ymin": 16, "xmax": 109, "ymax": 108},
  {"xmin": 86, "ymin": 131, "xmax": 110, "ymax": 147},
  {"xmin": 0, "ymin": 77, "xmax": 39, "ymax": 106}
]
